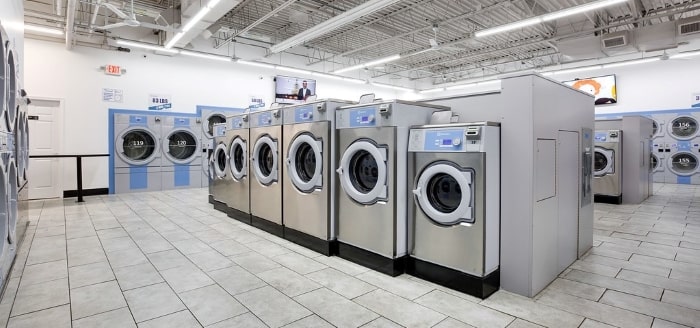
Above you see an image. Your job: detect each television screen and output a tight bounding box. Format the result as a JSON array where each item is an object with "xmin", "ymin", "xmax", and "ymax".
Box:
[
  {"xmin": 563, "ymin": 74, "xmax": 617, "ymax": 105},
  {"xmin": 275, "ymin": 76, "xmax": 316, "ymax": 104}
]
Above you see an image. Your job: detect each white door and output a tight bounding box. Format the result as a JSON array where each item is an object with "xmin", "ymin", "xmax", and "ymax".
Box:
[{"xmin": 28, "ymin": 99, "xmax": 62, "ymax": 199}]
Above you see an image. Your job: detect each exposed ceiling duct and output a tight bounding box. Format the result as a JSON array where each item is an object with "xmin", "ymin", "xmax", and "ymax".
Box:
[{"xmin": 164, "ymin": 0, "xmax": 242, "ymax": 49}]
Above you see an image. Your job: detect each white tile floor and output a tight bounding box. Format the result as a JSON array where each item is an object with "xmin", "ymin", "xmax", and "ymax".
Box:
[{"xmin": 1, "ymin": 184, "xmax": 699, "ymax": 328}]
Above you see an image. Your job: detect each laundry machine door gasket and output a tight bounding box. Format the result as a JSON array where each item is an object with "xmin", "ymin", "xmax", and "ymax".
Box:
[
  {"xmin": 163, "ymin": 128, "xmax": 199, "ymax": 164},
  {"xmin": 229, "ymin": 137, "xmax": 247, "ymax": 181},
  {"xmin": 593, "ymin": 147, "xmax": 614, "ymax": 177},
  {"xmin": 286, "ymin": 133, "xmax": 322, "ymax": 193},
  {"xmin": 413, "ymin": 162, "xmax": 474, "ymax": 225},
  {"xmin": 337, "ymin": 139, "xmax": 387, "ymax": 205},
  {"xmin": 668, "ymin": 151, "xmax": 699, "ymax": 176},
  {"xmin": 213, "ymin": 142, "xmax": 228, "ymax": 179},
  {"xmin": 252, "ymin": 135, "xmax": 278, "ymax": 186}
]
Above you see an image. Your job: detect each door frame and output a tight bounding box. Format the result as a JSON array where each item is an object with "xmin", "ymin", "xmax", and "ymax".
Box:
[{"xmin": 28, "ymin": 97, "xmax": 64, "ymax": 199}]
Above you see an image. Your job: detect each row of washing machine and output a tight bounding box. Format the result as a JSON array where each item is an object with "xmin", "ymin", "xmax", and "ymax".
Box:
[
  {"xmin": 209, "ymin": 99, "xmax": 501, "ymax": 298},
  {"xmin": 0, "ymin": 22, "xmax": 30, "ymax": 293},
  {"xmin": 110, "ymin": 110, "xmax": 207, "ymax": 193}
]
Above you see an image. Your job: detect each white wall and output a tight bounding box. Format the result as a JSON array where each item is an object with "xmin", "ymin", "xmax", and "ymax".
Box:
[{"xmin": 24, "ymin": 38, "xmax": 415, "ymax": 191}]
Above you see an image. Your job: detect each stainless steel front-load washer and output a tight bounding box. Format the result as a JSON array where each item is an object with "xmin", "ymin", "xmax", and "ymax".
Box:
[
  {"xmin": 593, "ymin": 130, "xmax": 622, "ymax": 203},
  {"xmin": 210, "ymin": 123, "xmax": 230, "ymax": 212},
  {"xmin": 335, "ymin": 100, "xmax": 449, "ymax": 276},
  {"xmin": 282, "ymin": 99, "xmax": 354, "ymax": 255},
  {"xmin": 224, "ymin": 113, "xmax": 251, "ymax": 225},
  {"xmin": 406, "ymin": 122, "xmax": 501, "ymax": 299},
  {"xmin": 249, "ymin": 108, "xmax": 284, "ymax": 237}
]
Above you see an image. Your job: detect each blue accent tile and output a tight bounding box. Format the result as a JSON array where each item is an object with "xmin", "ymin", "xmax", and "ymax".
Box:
[
  {"xmin": 130, "ymin": 166, "xmax": 148, "ymax": 189},
  {"xmin": 174, "ymin": 165, "xmax": 190, "ymax": 187}
]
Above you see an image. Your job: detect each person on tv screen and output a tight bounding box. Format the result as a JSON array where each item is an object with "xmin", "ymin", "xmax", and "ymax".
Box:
[{"xmin": 297, "ymin": 80, "xmax": 312, "ymax": 100}]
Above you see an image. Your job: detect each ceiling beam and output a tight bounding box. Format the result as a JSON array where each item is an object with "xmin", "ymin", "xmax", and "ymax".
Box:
[
  {"xmin": 214, "ymin": 0, "xmax": 297, "ymax": 49},
  {"xmin": 66, "ymin": 0, "xmax": 77, "ymax": 49}
]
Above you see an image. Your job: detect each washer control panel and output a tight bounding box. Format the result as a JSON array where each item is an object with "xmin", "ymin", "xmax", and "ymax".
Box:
[
  {"xmin": 213, "ymin": 123, "xmax": 227, "ymax": 137},
  {"xmin": 229, "ymin": 115, "xmax": 248, "ymax": 129},
  {"xmin": 250, "ymin": 109, "xmax": 282, "ymax": 128},
  {"xmin": 294, "ymin": 106, "xmax": 314, "ymax": 123},
  {"xmin": 349, "ymin": 107, "xmax": 377, "ymax": 127},
  {"xmin": 595, "ymin": 130, "xmax": 621, "ymax": 143}
]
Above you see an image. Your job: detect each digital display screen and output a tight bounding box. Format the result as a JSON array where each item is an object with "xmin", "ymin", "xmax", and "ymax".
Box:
[
  {"xmin": 275, "ymin": 75, "xmax": 317, "ymax": 105},
  {"xmin": 361, "ymin": 116, "xmax": 369, "ymax": 121},
  {"xmin": 442, "ymin": 139, "xmax": 452, "ymax": 145},
  {"xmin": 563, "ymin": 74, "xmax": 617, "ymax": 105}
]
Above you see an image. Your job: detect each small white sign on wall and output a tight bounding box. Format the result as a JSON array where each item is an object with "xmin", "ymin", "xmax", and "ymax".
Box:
[
  {"xmin": 102, "ymin": 88, "xmax": 123, "ymax": 103},
  {"xmin": 148, "ymin": 94, "xmax": 173, "ymax": 111},
  {"xmin": 693, "ymin": 93, "xmax": 700, "ymax": 108}
]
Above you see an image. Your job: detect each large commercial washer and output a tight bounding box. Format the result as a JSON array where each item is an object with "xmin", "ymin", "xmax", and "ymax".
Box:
[
  {"xmin": 209, "ymin": 122, "xmax": 230, "ymax": 213},
  {"xmin": 161, "ymin": 115, "xmax": 202, "ymax": 190},
  {"xmin": 224, "ymin": 113, "xmax": 252, "ymax": 225},
  {"xmin": 112, "ymin": 112, "xmax": 162, "ymax": 193},
  {"xmin": 282, "ymin": 99, "xmax": 354, "ymax": 255},
  {"xmin": 406, "ymin": 122, "xmax": 501, "ymax": 299},
  {"xmin": 593, "ymin": 130, "xmax": 623, "ymax": 203},
  {"xmin": 249, "ymin": 108, "xmax": 284, "ymax": 237},
  {"xmin": 335, "ymin": 100, "xmax": 448, "ymax": 276}
]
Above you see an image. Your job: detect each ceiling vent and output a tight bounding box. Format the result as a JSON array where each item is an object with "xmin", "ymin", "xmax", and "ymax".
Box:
[
  {"xmin": 601, "ymin": 31, "xmax": 636, "ymax": 55},
  {"xmin": 678, "ymin": 17, "xmax": 700, "ymax": 37}
]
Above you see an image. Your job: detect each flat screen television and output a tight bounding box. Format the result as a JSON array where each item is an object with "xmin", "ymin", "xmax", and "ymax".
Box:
[
  {"xmin": 275, "ymin": 75, "xmax": 316, "ymax": 104},
  {"xmin": 563, "ymin": 74, "xmax": 617, "ymax": 105}
]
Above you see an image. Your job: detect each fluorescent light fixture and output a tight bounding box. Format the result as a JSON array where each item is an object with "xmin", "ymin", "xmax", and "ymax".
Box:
[
  {"xmin": 269, "ymin": 0, "xmax": 401, "ymax": 53},
  {"xmin": 276, "ymin": 66, "xmax": 312, "ymax": 75},
  {"xmin": 237, "ymin": 60, "xmax": 276, "ymax": 69},
  {"xmin": 333, "ymin": 54, "xmax": 401, "ymax": 74},
  {"xmin": 116, "ymin": 40, "xmax": 179, "ymax": 54},
  {"xmin": 547, "ymin": 65, "xmax": 603, "ymax": 76},
  {"xmin": 180, "ymin": 50, "xmax": 231, "ymax": 61},
  {"xmin": 445, "ymin": 83, "xmax": 477, "ymax": 91},
  {"xmin": 670, "ymin": 51, "xmax": 700, "ymax": 59},
  {"xmin": 344, "ymin": 78, "xmax": 367, "ymax": 84},
  {"xmin": 182, "ymin": 7, "xmax": 211, "ymax": 32},
  {"xmin": 24, "ymin": 25, "xmax": 63, "ymax": 35},
  {"xmin": 165, "ymin": 32, "xmax": 185, "ymax": 49},
  {"xmin": 312, "ymin": 72, "xmax": 347, "ymax": 81},
  {"xmin": 371, "ymin": 82, "xmax": 414, "ymax": 92},
  {"xmin": 543, "ymin": 0, "xmax": 627, "ymax": 21},
  {"xmin": 476, "ymin": 0, "xmax": 628, "ymax": 38},
  {"xmin": 602, "ymin": 57, "xmax": 659, "ymax": 68},
  {"xmin": 419, "ymin": 88, "xmax": 445, "ymax": 94},
  {"xmin": 207, "ymin": 0, "xmax": 221, "ymax": 7}
]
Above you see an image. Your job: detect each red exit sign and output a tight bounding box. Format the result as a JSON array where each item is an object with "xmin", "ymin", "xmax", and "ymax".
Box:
[{"xmin": 105, "ymin": 64, "xmax": 122, "ymax": 76}]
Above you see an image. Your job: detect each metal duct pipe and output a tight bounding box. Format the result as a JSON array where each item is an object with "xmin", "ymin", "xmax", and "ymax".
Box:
[{"xmin": 66, "ymin": 0, "xmax": 77, "ymax": 49}]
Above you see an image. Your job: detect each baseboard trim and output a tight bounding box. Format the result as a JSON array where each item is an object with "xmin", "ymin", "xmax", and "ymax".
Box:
[{"xmin": 63, "ymin": 188, "xmax": 109, "ymax": 198}]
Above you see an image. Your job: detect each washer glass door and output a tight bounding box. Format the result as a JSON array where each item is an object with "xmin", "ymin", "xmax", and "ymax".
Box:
[
  {"xmin": 117, "ymin": 128, "xmax": 159, "ymax": 165},
  {"xmin": 6, "ymin": 50, "xmax": 17, "ymax": 132},
  {"xmin": 338, "ymin": 140, "xmax": 387, "ymax": 204},
  {"xmin": 252, "ymin": 135, "xmax": 278, "ymax": 185},
  {"xmin": 413, "ymin": 162, "xmax": 474, "ymax": 225},
  {"xmin": 164, "ymin": 129, "xmax": 198, "ymax": 164},
  {"xmin": 204, "ymin": 113, "xmax": 226, "ymax": 139},
  {"xmin": 668, "ymin": 152, "xmax": 699, "ymax": 176},
  {"xmin": 287, "ymin": 133, "xmax": 322, "ymax": 193},
  {"xmin": 229, "ymin": 137, "xmax": 247, "ymax": 181},
  {"xmin": 213, "ymin": 143, "xmax": 228, "ymax": 179},
  {"xmin": 668, "ymin": 116, "xmax": 699, "ymax": 140},
  {"xmin": 593, "ymin": 147, "xmax": 613, "ymax": 176}
]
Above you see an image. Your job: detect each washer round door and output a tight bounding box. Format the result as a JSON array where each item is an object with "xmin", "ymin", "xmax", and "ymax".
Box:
[
  {"xmin": 229, "ymin": 137, "xmax": 247, "ymax": 181},
  {"xmin": 6, "ymin": 49, "xmax": 17, "ymax": 132},
  {"xmin": 668, "ymin": 116, "xmax": 699, "ymax": 140},
  {"xmin": 252, "ymin": 135, "xmax": 278, "ymax": 185},
  {"xmin": 0, "ymin": 161, "xmax": 6, "ymax": 255},
  {"xmin": 213, "ymin": 142, "xmax": 228, "ymax": 179},
  {"xmin": 286, "ymin": 133, "xmax": 322, "ymax": 193},
  {"xmin": 668, "ymin": 152, "xmax": 699, "ymax": 176},
  {"xmin": 0, "ymin": 29, "xmax": 6, "ymax": 127},
  {"xmin": 203, "ymin": 113, "xmax": 226, "ymax": 139},
  {"xmin": 594, "ymin": 147, "xmax": 614, "ymax": 177},
  {"xmin": 651, "ymin": 153, "xmax": 659, "ymax": 172},
  {"xmin": 116, "ymin": 128, "xmax": 160, "ymax": 165},
  {"xmin": 413, "ymin": 162, "xmax": 474, "ymax": 225},
  {"xmin": 337, "ymin": 139, "xmax": 387, "ymax": 204},
  {"xmin": 7, "ymin": 161, "xmax": 17, "ymax": 244},
  {"xmin": 163, "ymin": 128, "xmax": 199, "ymax": 164}
]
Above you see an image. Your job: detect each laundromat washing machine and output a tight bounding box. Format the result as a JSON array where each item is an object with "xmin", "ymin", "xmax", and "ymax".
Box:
[
  {"xmin": 593, "ymin": 130, "xmax": 622, "ymax": 204},
  {"xmin": 224, "ymin": 113, "xmax": 252, "ymax": 225},
  {"xmin": 335, "ymin": 100, "xmax": 449, "ymax": 276},
  {"xmin": 200, "ymin": 106, "xmax": 245, "ymax": 189},
  {"xmin": 161, "ymin": 115, "xmax": 202, "ymax": 190},
  {"xmin": 666, "ymin": 114, "xmax": 700, "ymax": 184},
  {"xmin": 249, "ymin": 108, "xmax": 284, "ymax": 237},
  {"xmin": 209, "ymin": 122, "xmax": 230, "ymax": 212},
  {"xmin": 406, "ymin": 122, "xmax": 501, "ymax": 299},
  {"xmin": 282, "ymin": 99, "xmax": 354, "ymax": 255},
  {"xmin": 111, "ymin": 112, "xmax": 162, "ymax": 193}
]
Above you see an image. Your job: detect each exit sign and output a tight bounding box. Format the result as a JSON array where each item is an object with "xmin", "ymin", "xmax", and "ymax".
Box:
[{"xmin": 105, "ymin": 64, "xmax": 122, "ymax": 76}]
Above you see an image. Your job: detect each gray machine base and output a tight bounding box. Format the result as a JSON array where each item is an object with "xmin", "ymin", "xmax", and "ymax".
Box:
[{"xmin": 337, "ymin": 242, "xmax": 405, "ymax": 277}]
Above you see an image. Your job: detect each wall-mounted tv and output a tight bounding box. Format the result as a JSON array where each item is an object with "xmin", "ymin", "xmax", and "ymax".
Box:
[
  {"xmin": 563, "ymin": 74, "xmax": 617, "ymax": 105},
  {"xmin": 275, "ymin": 75, "xmax": 316, "ymax": 104}
]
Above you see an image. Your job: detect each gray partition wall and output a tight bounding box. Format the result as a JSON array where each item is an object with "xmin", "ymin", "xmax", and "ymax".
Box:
[
  {"xmin": 596, "ymin": 116, "xmax": 654, "ymax": 204},
  {"xmin": 421, "ymin": 73, "xmax": 595, "ymax": 297}
]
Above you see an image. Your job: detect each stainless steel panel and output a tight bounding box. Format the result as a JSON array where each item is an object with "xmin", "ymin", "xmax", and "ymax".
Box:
[
  {"xmin": 410, "ymin": 152, "xmax": 487, "ymax": 276},
  {"xmin": 250, "ymin": 126, "xmax": 282, "ymax": 224},
  {"xmin": 224, "ymin": 129, "xmax": 250, "ymax": 214},
  {"xmin": 282, "ymin": 121, "xmax": 331, "ymax": 240},
  {"xmin": 336, "ymin": 127, "xmax": 397, "ymax": 258}
]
